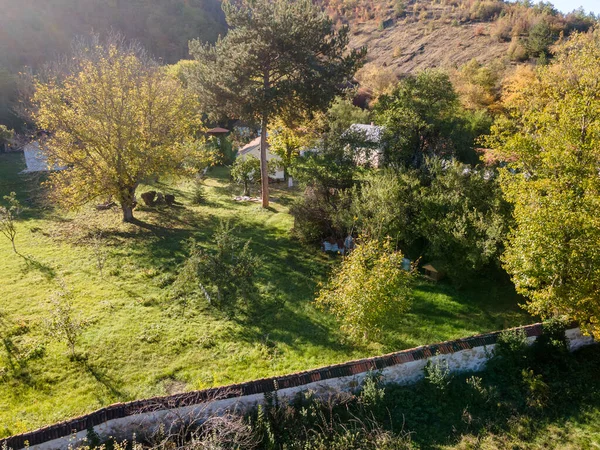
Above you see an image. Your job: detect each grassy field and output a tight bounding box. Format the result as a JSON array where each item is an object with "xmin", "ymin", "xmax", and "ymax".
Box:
[{"xmin": 0, "ymin": 152, "xmax": 531, "ymax": 437}]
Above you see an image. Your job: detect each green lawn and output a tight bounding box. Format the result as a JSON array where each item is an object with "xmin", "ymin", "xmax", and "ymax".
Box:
[{"xmin": 0, "ymin": 152, "xmax": 531, "ymax": 437}]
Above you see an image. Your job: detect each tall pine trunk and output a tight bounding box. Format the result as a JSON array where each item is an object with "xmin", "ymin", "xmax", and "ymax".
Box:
[{"xmin": 260, "ymin": 112, "xmax": 269, "ymax": 208}]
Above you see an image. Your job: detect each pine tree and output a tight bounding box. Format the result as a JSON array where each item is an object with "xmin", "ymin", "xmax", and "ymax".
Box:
[{"xmin": 188, "ymin": 0, "xmax": 365, "ymax": 207}]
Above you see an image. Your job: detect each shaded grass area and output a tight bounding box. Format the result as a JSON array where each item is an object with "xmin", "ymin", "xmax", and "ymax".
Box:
[
  {"xmin": 0, "ymin": 154, "xmax": 531, "ymax": 437},
  {"xmin": 388, "ymin": 339, "xmax": 600, "ymax": 449}
]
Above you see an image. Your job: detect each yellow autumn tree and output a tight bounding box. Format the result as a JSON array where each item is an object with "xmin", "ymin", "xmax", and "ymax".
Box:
[
  {"xmin": 316, "ymin": 238, "xmax": 414, "ymax": 341},
  {"xmin": 268, "ymin": 113, "xmax": 319, "ymax": 181},
  {"xmin": 487, "ymin": 29, "xmax": 600, "ymax": 336},
  {"xmin": 32, "ymin": 35, "xmax": 201, "ymax": 222}
]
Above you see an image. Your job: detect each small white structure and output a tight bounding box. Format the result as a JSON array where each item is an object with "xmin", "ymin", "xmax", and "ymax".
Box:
[
  {"xmin": 343, "ymin": 123, "xmax": 385, "ymax": 168},
  {"xmin": 21, "ymin": 141, "xmax": 65, "ymax": 173},
  {"xmin": 237, "ymin": 136, "xmax": 285, "ymax": 181}
]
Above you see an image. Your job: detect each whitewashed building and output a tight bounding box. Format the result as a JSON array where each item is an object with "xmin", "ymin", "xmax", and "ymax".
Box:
[
  {"xmin": 21, "ymin": 141, "xmax": 65, "ymax": 173},
  {"xmin": 237, "ymin": 136, "xmax": 285, "ymax": 181}
]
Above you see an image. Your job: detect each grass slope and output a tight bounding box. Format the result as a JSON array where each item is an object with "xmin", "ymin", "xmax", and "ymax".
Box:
[{"xmin": 0, "ymin": 152, "xmax": 530, "ymax": 437}]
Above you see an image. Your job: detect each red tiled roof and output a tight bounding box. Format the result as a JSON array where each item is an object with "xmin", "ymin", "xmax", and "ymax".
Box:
[{"xmin": 207, "ymin": 127, "xmax": 230, "ymax": 134}]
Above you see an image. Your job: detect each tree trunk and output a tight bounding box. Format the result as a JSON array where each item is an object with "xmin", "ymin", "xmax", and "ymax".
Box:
[
  {"xmin": 283, "ymin": 146, "xmax": 292, "ymax": 182},
  {"xmin": 260, "ymin": 112, "xmax": 269, "ymax": 208},
  {"xmin": 121, "ymin": 204, "xmax": 134, "ymax": 222},
  {"xmin": 119, "ymin": 185, "xmax": 137, "ymax": 222}
]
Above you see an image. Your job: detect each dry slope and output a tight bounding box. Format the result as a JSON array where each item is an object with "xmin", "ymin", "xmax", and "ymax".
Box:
[{"xmin": 349, "ymin": 20, "xmax": 509, "ymax": 75}]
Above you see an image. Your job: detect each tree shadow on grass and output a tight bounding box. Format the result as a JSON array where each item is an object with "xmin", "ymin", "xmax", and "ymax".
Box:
[
  {"xmin": 81, "ymin": 359, "xmax": 128, "ymax": 402},
  {"xmin": 20, "ymin": 254, "xmax": 57, "ymax": 280},
  {"xmin": 230, "ymin": 301, "xmax": 360, "ymax": 358}
]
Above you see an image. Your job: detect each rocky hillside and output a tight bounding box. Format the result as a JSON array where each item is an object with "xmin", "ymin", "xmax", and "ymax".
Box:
[{"xmin": 320, "ymin": 0, "xmax": 596, "ymax": 76}]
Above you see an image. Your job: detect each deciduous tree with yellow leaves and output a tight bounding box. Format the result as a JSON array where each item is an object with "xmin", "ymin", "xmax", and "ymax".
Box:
[
  {"xmin": 316, "ymin": 238, "xmax": 414, "ymax": 341},
  {"xmin": 32, "ymin": 35, "xmax": 201, "ymax": 222},
  {"xmin": 487, "ymin": 29, "xmax": 600, "ymax": 336}
]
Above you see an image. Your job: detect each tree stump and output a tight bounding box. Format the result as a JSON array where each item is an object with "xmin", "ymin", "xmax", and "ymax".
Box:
[{"xmin": 141, "ymin": 191, "xmax": 156, "ymax": 206}]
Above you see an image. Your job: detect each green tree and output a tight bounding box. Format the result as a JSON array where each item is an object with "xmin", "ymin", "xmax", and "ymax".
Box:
[
  {"xmin": 0, "ymin": 192, "xmax": 22, "ymax": 256},
  {"xmin": 415, "ymin": 160, "xmax": 510, "ymax": 285},
  {"xmin": 289, "ymin": 132, "xmax": 364, "ymax": 243},
  {"xmin": 316, "ymin": 238, "xmax": 414, "ymax": 341},
  {"xmin": 188, "ymin": 0, "xmax": 365, "ymax": 208},
  {"xmin": 325, "ymin": 96, "xmax": 372, "ymax": 137},
  {"xmin": 349, "ymin": 169, "xmax": 419, "ymax": 244},
  {"xmin": 487, "ymin": 30, "xmax": 600, "ymax": 336},
  {"xmin": 230, "ymin": 156, "xmax": 262, "ymax": 196},
  {"xmin": 375, "ymin": 70, "xmax": 480, "ymax": 168},
  {"xmin": 0, "ymin": 124, "xmax": 13, "ymax": 153},
  {"xmin": 32, "ymin": 35, "xmax": 201, "ymax": 222},
  {"xmin": 173, "ymin": 222, "xmax": 260, "ymax": 309},
  {"xmin": 349, "ymin": 163, "xmax": 509, "ymax": 285},
  {"xmin": 268, "ymin": 114, "xmax": 318, "ymax": 181},
  {"xmin": 526, "ymin": 20, "xmax": 557, "ymax": 59},
  {"xmin": 452, "ymin": 59, "xmax": 500, "ymax": 111}
]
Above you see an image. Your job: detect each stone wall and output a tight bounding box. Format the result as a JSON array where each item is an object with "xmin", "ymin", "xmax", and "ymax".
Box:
[{"xmin": 2, "ymin": 324, "xmax": 594, "ymax": 450}]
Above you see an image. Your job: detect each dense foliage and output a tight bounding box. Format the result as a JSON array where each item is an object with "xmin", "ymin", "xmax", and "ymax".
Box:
[
  {"xmin": 375, "ymin": 70, "xmax": 491, "ymax": 167},
  {"xmin": 316, "ymin": 238, "xmax": 414, "ymax": 340},
  {"xmin": 31, "ymin": 36, "xmax": 201, "ymax": 221},
  {"xmin": 487, "ymin": 29, "xmax": 600, "ymax": 337},
  {"xmin": 293, "ymin": 159, "xmax": 509, "ymax": 285},
  {"xmin": 230, "ymin": 156, "xmax": 262, "ymax": 196}
]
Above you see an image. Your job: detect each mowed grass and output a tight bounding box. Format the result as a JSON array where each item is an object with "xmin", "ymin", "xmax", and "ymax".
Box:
[{"xmin": 0, "ymin": 152, "xmax": 531, "ymax": 437}]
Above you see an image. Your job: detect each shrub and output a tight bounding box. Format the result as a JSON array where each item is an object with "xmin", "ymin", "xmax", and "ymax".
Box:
[
  {"xmin": 45, "ymin": 288, "xmax": 88, "ymax": 359},
  {"xmin": 316, "ymin": 238, "xmax": 415, "ymax": 341},
  {"xmin": 191, "ymin": 179, "xmax": 206, "ymax": 205},
  {"xmin": 172, "ymin": 222, "xmax": 261, "ymax": 310},
  {"xmin": 289, "ymin": 186, "xmax": 352, "ymax": 244},
  {"xmin": 230, "ymin": 156, "xmax": 262, "ymax": 196},
  {"xmin": 394, "ymin": 0, "xmax": 406, "ymax": 18},
  {"xmin": 521, "ymin": 369, "xmax": 549, "ymax": 408},
  {"xmin": 491, "ymin": 17, "xmax": 512, "ymax": 42},
  {"xmin": 470, "ymin": 1, "xmax": 504, "ymax": 21},
  {"xmin": 359, "ymin": 371, "xmax": 385, "ymax": 408},
  {"xmin": 424, "ymin": 359, "xmax": 452, "ymax": 392},
  {"xmin": 508, "ymin": 37, "xmax": 529, "ymax": 61},
  {"xmin": 487, "ymin": 328, "xmax": 529, "ymax": 380}
]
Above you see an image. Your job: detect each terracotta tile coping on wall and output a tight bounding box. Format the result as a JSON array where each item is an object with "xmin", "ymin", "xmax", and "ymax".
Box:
[{"xmin": 1, "ymin": 323, "xmax": 549, "ymax": 449}]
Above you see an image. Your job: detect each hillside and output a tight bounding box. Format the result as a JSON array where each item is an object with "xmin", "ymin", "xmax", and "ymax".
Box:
[
  {"xmin": 349, "ymin": 19, "xmax": 509, "ymax": 75},
  {"xmin": 320, "ymin": 0, "xmax": 596, "ymax": 76}
]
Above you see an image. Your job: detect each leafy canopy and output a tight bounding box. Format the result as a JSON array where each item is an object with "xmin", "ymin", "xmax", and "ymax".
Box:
[
  {"xmin": 348, "ymin": 162, "xmax": 510, "ymax": 285},
  {"xmin": 375, "ymin": 70, "xmax": 489, "ymax": 167},
  {"xmin": 316, "ymin": 238, "xmax": 414, "ymax": 340},
  {"xmin": 32, "ymin": 35, "xmax": 201, "ymax": 221},
  {"xmin": 188, "ymin": 0, "xmax": 365, "ymax": 125},
  {"xmin": 487, "ymin": 29, "xmax": 600, "ymax": 336},
  {"xmin": 230, "ymin": 156, "xmax": 262, "ymax": 196}
]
